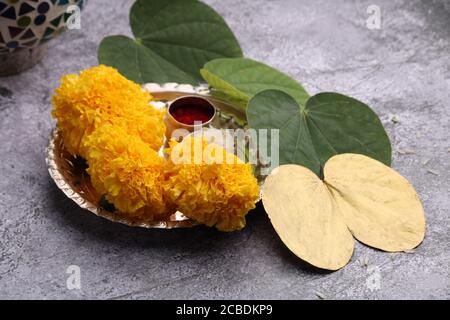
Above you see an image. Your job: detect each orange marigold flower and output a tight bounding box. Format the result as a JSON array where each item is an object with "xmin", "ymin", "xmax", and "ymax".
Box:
[
  {"xmin": 84, "ymin": 125, "xmax": 171, "ymax": 221},
  {"xmin": 166, "ymin": 136, "xmax": 260, "ymax": 232},
  {"xmin": 51, "ymin": 65, "xmax": 165, "ymax": 158}
]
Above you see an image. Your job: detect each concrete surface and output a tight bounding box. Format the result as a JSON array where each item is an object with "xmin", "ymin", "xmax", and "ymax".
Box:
[{"xmin": 0, "ymin": 0, "xmax": 449, "ymax": 300}]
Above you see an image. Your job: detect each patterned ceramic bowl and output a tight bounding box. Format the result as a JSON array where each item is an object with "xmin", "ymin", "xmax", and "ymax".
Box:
[{"xmin": 0, "ymin": 0, "xmax": 86, "ymax": 75}]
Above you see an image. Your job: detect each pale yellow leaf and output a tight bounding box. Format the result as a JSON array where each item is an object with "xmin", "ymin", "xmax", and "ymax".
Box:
[
  {"xmin": 262, "ymin": 165, "xmax": 354, "ymax": 271},
  {"xmin": 325, "ymin": 154, "xmax": 426, "ymax": 252}
]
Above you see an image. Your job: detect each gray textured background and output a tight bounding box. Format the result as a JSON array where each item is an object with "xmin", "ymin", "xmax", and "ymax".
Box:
[{"xmin": 0, "ymin": 0, "xmax": 449, "ymax": 300}]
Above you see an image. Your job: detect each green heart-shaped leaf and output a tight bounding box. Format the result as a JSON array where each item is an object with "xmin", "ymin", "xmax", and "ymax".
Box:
[
  {"xmin": 247, "ymin": 90, "xmax": 392, "ymax": 176},
  {"xmin": 98, "ymin": 36, "xmax": 198, "ymax": 84},
  {"xmin": 201, "ymin": 58, "xmax": 310, "ymax": 110},
  {"xmin": 98, "ymin": 0, "xmax": 243, "ymax": 84}
]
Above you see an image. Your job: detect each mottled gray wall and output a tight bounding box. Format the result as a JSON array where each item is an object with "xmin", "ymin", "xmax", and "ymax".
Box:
[{"xmin": 0, "ymin": 0, "xmax": 449, "ymax": 299}]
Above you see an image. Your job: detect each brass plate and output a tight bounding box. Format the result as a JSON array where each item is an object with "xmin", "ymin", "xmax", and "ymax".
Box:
[{"xmin": 46, "ymin": 83, "xmax": 262, "ymax": 229}]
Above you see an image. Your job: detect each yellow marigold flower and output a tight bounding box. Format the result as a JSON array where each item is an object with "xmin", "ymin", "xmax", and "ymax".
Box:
[
  {"xmin": 84, "ymin": 125, "xmax": 171, "ymax": 220},
  {"xmin": 51, "ymin": 65, "xmax": 165, "ymax": 158},
  {"xmin": 166, "ymin": 136, "xmax": 260, "ymax": 232}
]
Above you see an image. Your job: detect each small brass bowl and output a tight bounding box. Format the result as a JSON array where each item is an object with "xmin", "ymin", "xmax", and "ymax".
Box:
[{"xmin": 164, "ymin": 95, "xmax": 217, "ymax": 141}]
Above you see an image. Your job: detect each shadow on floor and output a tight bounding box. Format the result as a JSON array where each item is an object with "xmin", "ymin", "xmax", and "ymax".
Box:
[{"xmin": 45, "ymin": 175, "xmax": 334, "ymax": 275}]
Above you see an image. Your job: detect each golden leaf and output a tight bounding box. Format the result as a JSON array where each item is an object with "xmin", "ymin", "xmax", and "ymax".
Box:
[
  {"xmin": 263, "ymin": 165, "xmax": 354, "ymax": 271},
  {"xmin": 325, "ymin": 154, "xmax": 426, "ymax": 252},
  {"xmin": 262, "ymin": 154, "xmax": 426, "ymax": 270}
]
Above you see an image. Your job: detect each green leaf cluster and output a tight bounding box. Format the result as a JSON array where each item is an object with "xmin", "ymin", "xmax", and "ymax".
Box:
[{"xmin": 98, "ymin": 0, "xmax": 392, "ymax": 175}]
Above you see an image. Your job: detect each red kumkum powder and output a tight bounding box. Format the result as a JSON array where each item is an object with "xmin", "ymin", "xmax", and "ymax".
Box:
[{"xmin": 169, "ymin": 97, "xmax": 215, "ymax": 125}]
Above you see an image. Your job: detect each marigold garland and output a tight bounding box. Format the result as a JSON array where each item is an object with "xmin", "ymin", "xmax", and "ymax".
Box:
[
  {"xmin": 51, "ymin": 65, "xmax": 260, "ymax": 231},
  {"xmin": 51, "ymin": 65, "xmax": 165, "ymax": 158},
  {"xmin": 84, "ymin": 125, "xmax": 171, "ymax": 220},
  {"xmin": 165, "ymin": 137, "xmax": 260, "ymax": 232}
]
